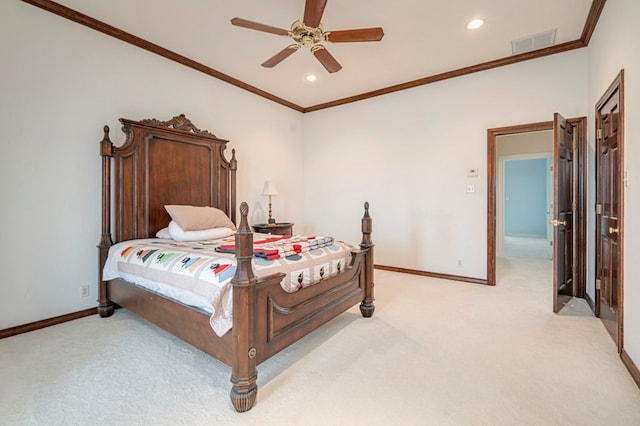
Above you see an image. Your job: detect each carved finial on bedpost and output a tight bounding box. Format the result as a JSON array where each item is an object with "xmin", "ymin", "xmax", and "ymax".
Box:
[
  {"xmin": 229, "ymin": 149, "xmax": 237, "ymax": 225},
  {"xmin": 98, "ymin": 125, "xmax": 115, "ymax": 318},
  {"xmin": 99, "ymin": 125, "xmax": 114, "ymax": 243},
  {"xmin": 230, "ymin": 148, "xmax": 237, "ymax": 166},
  {"xmin": 359, "ymin": 201, "xmax": 375, "ymax": 318},
  {"xmin": 238, "ymin": 201, "xmax": 249, "ymax": 232},
  {"xmin": 100, "ymin": 125, "xmax": 113, "ymax": 157},
  {"xmin": 230, "ymin": 201, "xmax": 258, "ymax": 412},
  {"xmin": 360, "ymin": 201, "xmax": 372, "ymax": 247},
  {"xmin": 232, "ymin": 201, "xmax": 256, "ymax": 285}
]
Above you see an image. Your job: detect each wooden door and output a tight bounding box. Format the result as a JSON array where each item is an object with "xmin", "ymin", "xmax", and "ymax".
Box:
[
  {"xmin": 552, "ymin": 113, "xmax": 574, "ymax": 313},
  {"xmin": 595, "ymin": 75, "xmax": 623, "ymax": 348}
]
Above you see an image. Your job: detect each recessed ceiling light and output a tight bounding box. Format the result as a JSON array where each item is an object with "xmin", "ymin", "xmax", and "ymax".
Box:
[
  {"xmin": 305, "ymin": 74, "xmax": 317, "ymax": 82},
  {"xmin": 466, "ymin": 19, "xmax": 484, "ymax": 30}
]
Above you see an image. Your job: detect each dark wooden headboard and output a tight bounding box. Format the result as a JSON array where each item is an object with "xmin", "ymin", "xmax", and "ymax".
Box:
[{"xmin": 100, "ymin": 114, "xmax": 237, "ymax": 244}]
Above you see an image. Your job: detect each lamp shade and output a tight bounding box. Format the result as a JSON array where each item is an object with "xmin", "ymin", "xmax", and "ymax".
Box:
[{"xmin": 262, "ymin": 180, "xmax": 279, "ymax": 196}]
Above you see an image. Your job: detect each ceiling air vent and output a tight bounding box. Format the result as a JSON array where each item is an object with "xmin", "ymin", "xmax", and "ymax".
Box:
[{"xmin": 511, "ymin": 29, "xmax": 557, "ymax": 55}]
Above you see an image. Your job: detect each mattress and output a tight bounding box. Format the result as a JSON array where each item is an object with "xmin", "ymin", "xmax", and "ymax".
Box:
[{"xmin": 103, "ymin": 234, "xmax": 354, "ymax": 336}]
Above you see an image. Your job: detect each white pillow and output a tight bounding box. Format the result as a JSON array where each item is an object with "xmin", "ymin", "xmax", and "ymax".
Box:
[
  {"xmin": 167, "ymin": 220, "xmax": 234, "ymax": 242},
  {"xmin": 156, "ymin": 227, "xmax": 172, "ymax": 239}
]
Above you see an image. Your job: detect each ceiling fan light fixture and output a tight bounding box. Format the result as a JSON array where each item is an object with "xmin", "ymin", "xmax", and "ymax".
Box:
[
  {"xmin": 466, "ymin": 18, "xmax": 484, "ymax": 30},
  {"xmin": 291, "ymin": 20, "xmax": 324, "ymax": 47},
  {"xmin": 230, "ymin": 0, "xmax": 383, "ymax": 73}
]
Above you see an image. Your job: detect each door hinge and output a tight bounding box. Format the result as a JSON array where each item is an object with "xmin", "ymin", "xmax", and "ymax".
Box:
[
  {"xmin": 596, "ymin": 203, "xmax": 603, "ymax": 215},
  {"xmin": 597, "ymin": 128, "xmax": 603, "ymax": 140},
  {"xmin": 572, "ymin": 265, "xmax": 577, "ymax": 277},
  {"xmin": 572, "ymin": 202, "xmax": 577, "ymax": 211},
  {"xmin": 596, "ymin": 279, "xmax": 601, "ymax": 290}
]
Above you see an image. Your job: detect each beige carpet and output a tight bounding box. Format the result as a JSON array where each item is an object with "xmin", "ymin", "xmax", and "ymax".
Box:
[
  {"xmin": 2, "ymin": 257, "xmax": 639, "ymax": 425},
  {"xmin": 503, "ymin": 235, "xmax": 551, "ymax": 260}
]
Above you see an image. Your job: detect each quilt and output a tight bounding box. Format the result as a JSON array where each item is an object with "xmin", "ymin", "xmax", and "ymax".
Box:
[
  {"xmin": 102, "ymin": 235, "xmax": 354, "ymax": 336},
  {"xmin": 214, "ymin": 235, "xmax": 335, "ymax": 259}
]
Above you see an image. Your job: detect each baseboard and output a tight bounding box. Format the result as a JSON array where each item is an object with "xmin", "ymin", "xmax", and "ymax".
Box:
[
  {"xmin": 374, "ymin": 264, "xmax": 488, "ymax": 285},
  {"xmin": 584, "ymin": 291, "xmax": 596, "ymax": 313},
  {"xmin": 0, "ymin": 307, "xmax": 97, "ymax": 340},
  {"xmin": 621, "ymin": 349, "xmax": 640, "ymax": 389}
]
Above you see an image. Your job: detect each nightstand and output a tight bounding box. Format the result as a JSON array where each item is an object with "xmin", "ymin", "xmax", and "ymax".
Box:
[{"xmin": 252, "ymin": 222, "xmax": 294, "ymax": 236}]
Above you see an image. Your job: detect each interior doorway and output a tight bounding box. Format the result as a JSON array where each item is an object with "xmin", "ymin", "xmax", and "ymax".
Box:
[
  {"xmin": 487, "ymin": 118, "xmax": 587, "ymax": 308},
  {"xmin": 496, "ymin": 132, "xmax": 553, "ymax": 260}
]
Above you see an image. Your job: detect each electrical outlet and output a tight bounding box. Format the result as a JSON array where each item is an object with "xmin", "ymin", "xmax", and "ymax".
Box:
[
  {"xmin": 80, "ymin": 285, "xmax": 90, "ymax": 298},
  {"xmin": 457, "ymin": 260, "xmax": 463, "ymax": 268}
]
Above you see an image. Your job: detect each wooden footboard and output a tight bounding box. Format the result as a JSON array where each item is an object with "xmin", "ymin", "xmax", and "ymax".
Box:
[{"xmin": 228, "ymin": 201, "xmax": 374, "ymax": 411}]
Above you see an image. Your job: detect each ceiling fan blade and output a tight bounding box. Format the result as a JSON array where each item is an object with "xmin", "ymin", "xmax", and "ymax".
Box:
[
  {"xmin": 303, "ymin": 0, "xmax": 328, "ymax": 28},
  {"xmin": 312, "ymin": 46, "xmax": 342, "ymax": 73},
  {"xmin": 261, "ymin": 45, "xmax": 300, "ymax": 68},
  {"xmin": 230, "ymin": 17, "xmax": 289, "ymax": 36},
  {"xmin": 325, "ymin": 27, "xmax": 384, "ymax": 43}
]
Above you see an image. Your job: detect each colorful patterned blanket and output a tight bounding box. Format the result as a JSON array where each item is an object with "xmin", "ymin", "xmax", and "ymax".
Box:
[
  {"xmin": 215, "ymin": 235, "xmax": 335, "ymax": 259},
  {"xmin": 103, "ymin": 236, "xmax": 353, "ymax": 337}
]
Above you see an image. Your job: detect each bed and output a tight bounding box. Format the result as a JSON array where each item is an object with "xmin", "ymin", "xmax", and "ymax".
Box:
[{"xmin": 97, "ymin": 114, "xmax": 375, "ymax": 412}]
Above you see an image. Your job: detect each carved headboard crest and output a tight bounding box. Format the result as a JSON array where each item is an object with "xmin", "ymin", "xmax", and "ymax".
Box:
[{"xmin": 138, "ymin": 114, "xmax": 217, "ymax": 137}]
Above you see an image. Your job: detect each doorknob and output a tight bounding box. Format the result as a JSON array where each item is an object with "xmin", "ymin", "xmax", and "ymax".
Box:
[
  {"xmin": 548, "ymin": 220, "xmax": 567, "ymax": 226},
  {"xmin": 609, "ymin": 226, "xmax": 620, "ymax": 234}
]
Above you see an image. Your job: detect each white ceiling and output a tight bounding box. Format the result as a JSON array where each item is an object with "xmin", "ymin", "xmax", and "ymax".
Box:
[{"xmin": 51, "ymin": 0, "xmax": 594, "ymax": 109}]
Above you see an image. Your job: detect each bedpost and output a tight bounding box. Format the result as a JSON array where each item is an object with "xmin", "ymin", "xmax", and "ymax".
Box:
[
  {"xmin": 97, "ymin": 126, "xmax": 115, "ymax": 317},
  {"xmin": 229, "ymin": 149, "xmax": 237, "ymax": 225},
  {"xmin": 230, "ymin": 202, "xmax": 258, "ymax": 412},
  {"xmin": 359, "ymin": 201, "xmax": 375, "ymax": 317}
]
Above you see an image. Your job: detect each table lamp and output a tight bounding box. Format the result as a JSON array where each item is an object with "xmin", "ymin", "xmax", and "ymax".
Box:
[{"xmin": 262, "ymin": 180, "xmax": 279, "ymax": 224}]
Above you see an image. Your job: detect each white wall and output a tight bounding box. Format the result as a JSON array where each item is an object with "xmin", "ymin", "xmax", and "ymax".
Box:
[
  {"xmin": 302, "ymin": 50, "xmax": 587, "ymax": 279},
  {"xmin": 0, "ymin": 1, "xmax": 303, "ymax": 329},
  {"xmin": 587, "ymin": 0, "xmax": 640, "ymax": 368},
  {"xmin": 496, "ymin": 131, "xmax": 553, "ymax": 157}
]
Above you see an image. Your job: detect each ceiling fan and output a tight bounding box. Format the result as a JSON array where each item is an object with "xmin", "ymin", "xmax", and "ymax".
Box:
[{"xmin": 230, "ymin": 0, "xmax": 384, "ymax": 73}]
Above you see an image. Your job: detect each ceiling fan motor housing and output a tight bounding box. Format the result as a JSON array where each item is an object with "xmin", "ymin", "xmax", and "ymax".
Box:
[{"xmin": 290, "ymin": 20, "xmax": 325, "ymax": 47}]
